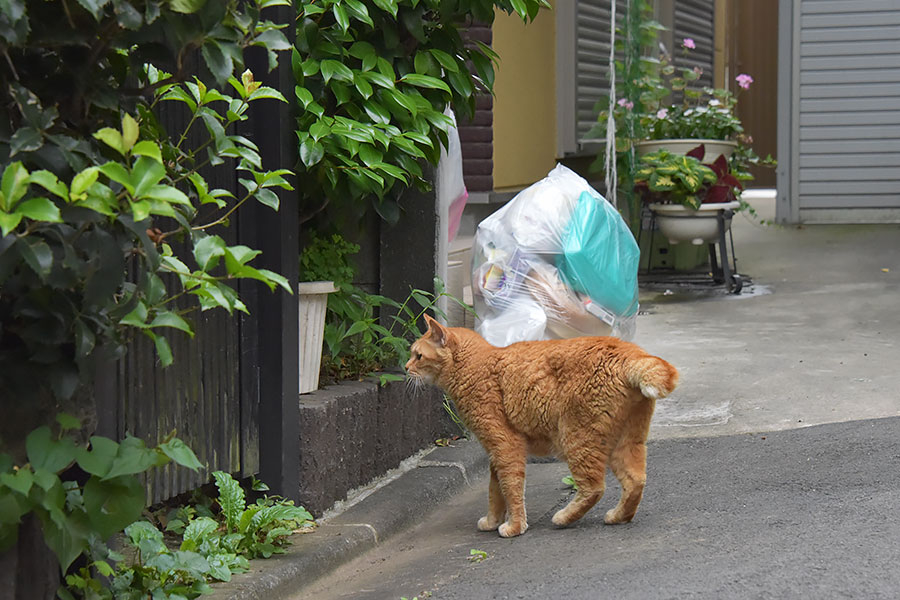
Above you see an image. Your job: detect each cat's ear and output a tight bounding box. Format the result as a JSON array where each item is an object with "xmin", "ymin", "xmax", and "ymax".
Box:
[{"xmin": 423, "ymin": 314, "xmax": 448, "ymax": 347}]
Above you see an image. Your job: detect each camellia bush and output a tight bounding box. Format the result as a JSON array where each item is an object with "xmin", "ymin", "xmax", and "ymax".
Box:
[{"xmin": 0, "ymin": 0, "xmax": 299, "ymax": 594}]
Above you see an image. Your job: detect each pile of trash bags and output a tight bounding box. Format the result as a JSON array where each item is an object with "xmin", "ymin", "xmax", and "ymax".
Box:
[{"xmin": 472, "ymin": 164, "xmax": 640, "ymax": 347}]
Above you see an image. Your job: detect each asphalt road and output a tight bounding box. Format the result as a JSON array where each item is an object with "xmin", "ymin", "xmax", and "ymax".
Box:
[{"xmin": 301, "ymin": 417, "xmax": 900, "ymax": 600}]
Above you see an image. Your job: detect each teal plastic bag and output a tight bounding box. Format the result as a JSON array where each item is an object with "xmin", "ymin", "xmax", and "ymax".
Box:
[{"xmin": 558, "ymin": 191, "xmax": 640, "ymax": 317}]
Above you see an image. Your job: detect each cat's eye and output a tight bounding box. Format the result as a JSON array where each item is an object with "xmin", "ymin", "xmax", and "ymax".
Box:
[{"xmin": 414, "ymin": 352, "xmax": 422, "ymax": 360}]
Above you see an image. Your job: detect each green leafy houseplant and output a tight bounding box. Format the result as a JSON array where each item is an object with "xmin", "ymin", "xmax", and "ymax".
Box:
[
  {"xmin": 300, "ymin": 232, "xmax": 471, "ymax": 386},
  {"xmin": 590, "ymin": 0, "xmax": 774, "ymax": 229},
  {"xmin": 634, "ymin": 145, "xmax": 743, "ymax": 210}
]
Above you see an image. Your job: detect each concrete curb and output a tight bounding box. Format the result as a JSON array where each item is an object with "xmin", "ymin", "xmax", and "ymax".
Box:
[{"xmin": 205, "ymin": 439, "xmax": 489, "ymax": 600}]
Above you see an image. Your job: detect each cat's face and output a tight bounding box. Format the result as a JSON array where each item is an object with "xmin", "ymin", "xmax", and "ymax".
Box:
[{"xmin": 405, "ymin": 316, "xmax": 452, "ymax": 385}]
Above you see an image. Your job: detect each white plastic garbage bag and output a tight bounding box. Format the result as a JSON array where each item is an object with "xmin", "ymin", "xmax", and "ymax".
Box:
[{"xmin": 472, "ymin": 164, "xmax": 639, "ymax": 346}]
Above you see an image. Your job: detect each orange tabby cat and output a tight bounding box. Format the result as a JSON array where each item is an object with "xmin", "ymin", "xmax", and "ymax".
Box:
[{"xmin": 406, "ymin": 315, "xmax": 678, "ymax": 537}]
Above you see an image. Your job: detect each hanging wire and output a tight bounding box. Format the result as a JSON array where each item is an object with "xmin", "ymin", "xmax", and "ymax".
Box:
[{"xmin": 604, "ymin": 0, "xmax": 618, "ymax": 208}]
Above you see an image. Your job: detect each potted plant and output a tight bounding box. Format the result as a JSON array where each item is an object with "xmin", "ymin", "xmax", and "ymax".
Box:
[
  {"xmin": 635, "ymin": 144, "xmax": 743, "ymax": 245},
  {"xmin": 299, "ymin": 233, "xmax": 355, "ymax": 394}
]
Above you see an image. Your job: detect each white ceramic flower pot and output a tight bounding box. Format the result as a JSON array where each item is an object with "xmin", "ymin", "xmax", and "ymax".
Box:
[
  {"xmin": 649, "ymin": 201, "xmax": 741, "ymax": 246},
  {"xmin": 635, "ymin": 139, "xmax": 738, "ymax": 160},
  {"xmin": 299, "ymin": 281, "xmax": 337, "ymax": 394}
]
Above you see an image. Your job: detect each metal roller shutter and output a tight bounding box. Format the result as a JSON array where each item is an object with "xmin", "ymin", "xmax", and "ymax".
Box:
[
  {"xmin": 795, "ymin": 0, "xmax": 900, "ymax": 215},
  {"xmin": 672, "ymin": 0, "xmax": 715, "ymax": 90}
]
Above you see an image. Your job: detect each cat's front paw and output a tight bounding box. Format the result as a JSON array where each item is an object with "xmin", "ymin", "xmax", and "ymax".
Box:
[
  {"xmin": 477, "ymin": 516, "xmax": 502, "ymax": 531},
  {"xmin": 498, "ymin": 521, "xmax": 528, "ymax": 538}
]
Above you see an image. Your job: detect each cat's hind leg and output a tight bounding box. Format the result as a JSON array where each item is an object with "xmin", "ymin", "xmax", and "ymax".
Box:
[
  {"xmin": 477, "ymin": 463, "xmax": 507, "ymax": 531},
  {"xmin": 552, "ymin": 425, "xmax": 616, "ymax": 527},
  {"xmin": 605, "ymin": 398, "xmax": 655, "ymax": 524}
]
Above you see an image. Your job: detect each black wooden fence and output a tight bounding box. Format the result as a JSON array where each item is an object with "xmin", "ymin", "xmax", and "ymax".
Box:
[{"xmin": 94, "ymin": 7, "xmax": 300, "ymax": 504}]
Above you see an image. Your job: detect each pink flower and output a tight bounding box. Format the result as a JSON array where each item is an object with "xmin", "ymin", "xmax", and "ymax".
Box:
[
  {"xmin": 656, "ymin": 108, "xmax": 668, "ymax": 119},
  {"xmin": 736, "ymin": 73, "xmax": 754, "ymax": 90},
  {"xmin": 682, "ymin": 38, "xmax": 696, "ymax": 50},
  {"xmin": 617, "ymin": 98, "xmax": 634, "ymax": 110}
]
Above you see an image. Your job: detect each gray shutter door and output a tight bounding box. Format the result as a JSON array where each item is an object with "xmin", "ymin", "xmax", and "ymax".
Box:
[
  {"xmin": 796, "ymin": 0, "xmax": 900, "ymax": 214},
  {"xmin": 575, "ymin": 0, "xmax": 626, "ymax": 148},
  {"xmin": 672, "ymin": 0, "xmax": 715, "ymax": 90}
]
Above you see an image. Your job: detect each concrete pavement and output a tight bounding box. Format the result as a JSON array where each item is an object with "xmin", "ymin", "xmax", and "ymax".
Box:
[{"xmin": 210, "ymin": 195, "xmax": 900, "ymax": 599}]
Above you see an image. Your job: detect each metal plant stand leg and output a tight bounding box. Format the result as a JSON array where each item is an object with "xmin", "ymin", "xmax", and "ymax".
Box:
[{"xmin": 716, "ymin": 208, "xmax": 742, "ymax": 294}]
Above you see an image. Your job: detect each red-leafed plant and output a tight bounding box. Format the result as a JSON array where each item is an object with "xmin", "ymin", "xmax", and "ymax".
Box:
[{"xmin": 685, "ymin": 144, "xmax": 743, "ymax": 204}]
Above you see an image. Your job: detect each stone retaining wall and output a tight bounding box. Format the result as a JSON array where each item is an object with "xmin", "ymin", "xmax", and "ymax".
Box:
[{"xmin": 298, "ymin": 378, "xmax": 453, "ymax": 516}]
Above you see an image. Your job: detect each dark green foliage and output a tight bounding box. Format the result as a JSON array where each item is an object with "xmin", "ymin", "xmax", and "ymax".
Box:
[{"xmin": 294, "ymin": 0, "xmax": 550, "ymax": 227}]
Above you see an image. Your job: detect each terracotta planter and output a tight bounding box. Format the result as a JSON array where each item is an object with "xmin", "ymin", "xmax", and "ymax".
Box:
[
  {"xmin": 635, "ymin": 138, "xmax": 738, "ymax": 160},
  {"xmin": 649, "ymin": 201, "xmax": 741, "ymax": 246},
  {"xmin": 299, "ymin": 281, "xmax": 337, "ymax": 394}
]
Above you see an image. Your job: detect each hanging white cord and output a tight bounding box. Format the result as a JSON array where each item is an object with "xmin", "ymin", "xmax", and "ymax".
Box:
[{"xmin": 604, "ymin": 0, "xmax": 619, "ymax": 208}]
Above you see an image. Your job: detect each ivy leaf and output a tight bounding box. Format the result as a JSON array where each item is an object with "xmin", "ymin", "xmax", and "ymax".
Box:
[
  {"xmin": 102, "ymin": 436, "xmax": 162, "ymax": 481},
  {"xmin": 0, "ymin": 470, "xmax": 34, "ymax": 496},
  {"xmin": 76, "ymin": 437, "xmax": 120, "ymax": 478},
  {"xmin": 25, "ymin": 426, "xmax": 76, "ymax": 473},
  {"xmin": 56, "ymin": 414, "xmax": 81, "ymax": 432},
  {"xmin": 83, "ymin": 475, "xmax": 146, "ymax": 540}
]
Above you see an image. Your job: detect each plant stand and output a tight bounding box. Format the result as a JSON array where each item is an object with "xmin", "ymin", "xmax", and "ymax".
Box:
[
  {"xmin": 299, "ymin": 281, "xmax": 337, "ymax": 394},
  {"xmin": 639, "ymin": 205, "xmax": 743, "ymax": 294}
]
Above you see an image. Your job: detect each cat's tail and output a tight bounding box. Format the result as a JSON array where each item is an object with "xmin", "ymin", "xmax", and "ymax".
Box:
[{"xmin": 627, "ymin": 355, "xmax": 679, "ymax": 400}]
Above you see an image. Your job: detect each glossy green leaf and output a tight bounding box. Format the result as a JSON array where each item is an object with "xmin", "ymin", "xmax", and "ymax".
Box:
[
  {"xmin": 93, "ymin": 127, "xmax": 125, "ymax": 155},
  {"xmin": 10, "ymin": 126, "xmax": 42, "ymax": 156},
  {"xmin": 0, "ymin": 161, "xmax": 30, "ymax": 211},
  {"xmin": 16, "ymin": 197, "xmax": 61, "ymax": 223},
  {"xmin": 131, "ymin": 140, "xmax": 162, "ymax": 162},
  {"xmin": 193, "ymin": 234, "xmax": 227, "ymax": 271},
  {"xmin": 300, "ymin": 137, "xmax": 325, "ymax": 167},
  {"xmin": 28, "ymin": 170, "xmax": 68, "ymax": 199},
  {"xmin": 169, "ymin": 0, "xmax": 207, "ymax": 14}
]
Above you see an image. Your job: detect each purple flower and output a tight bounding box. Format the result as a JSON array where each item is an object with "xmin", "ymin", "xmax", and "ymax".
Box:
[
  {"xmin": 617, "ymin": 98, "xmax": 634, "ymax": 110},
  {"xmin": 656, "ymin": 108, "xmax": 669, "ymax": 119},
  {"xmin": 682, "ymin": 38, "xmax": 696, "ymax": 50},
  {"xmin": 736, "ymin": 73, "xmax": 754, "ymax": 90}
]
